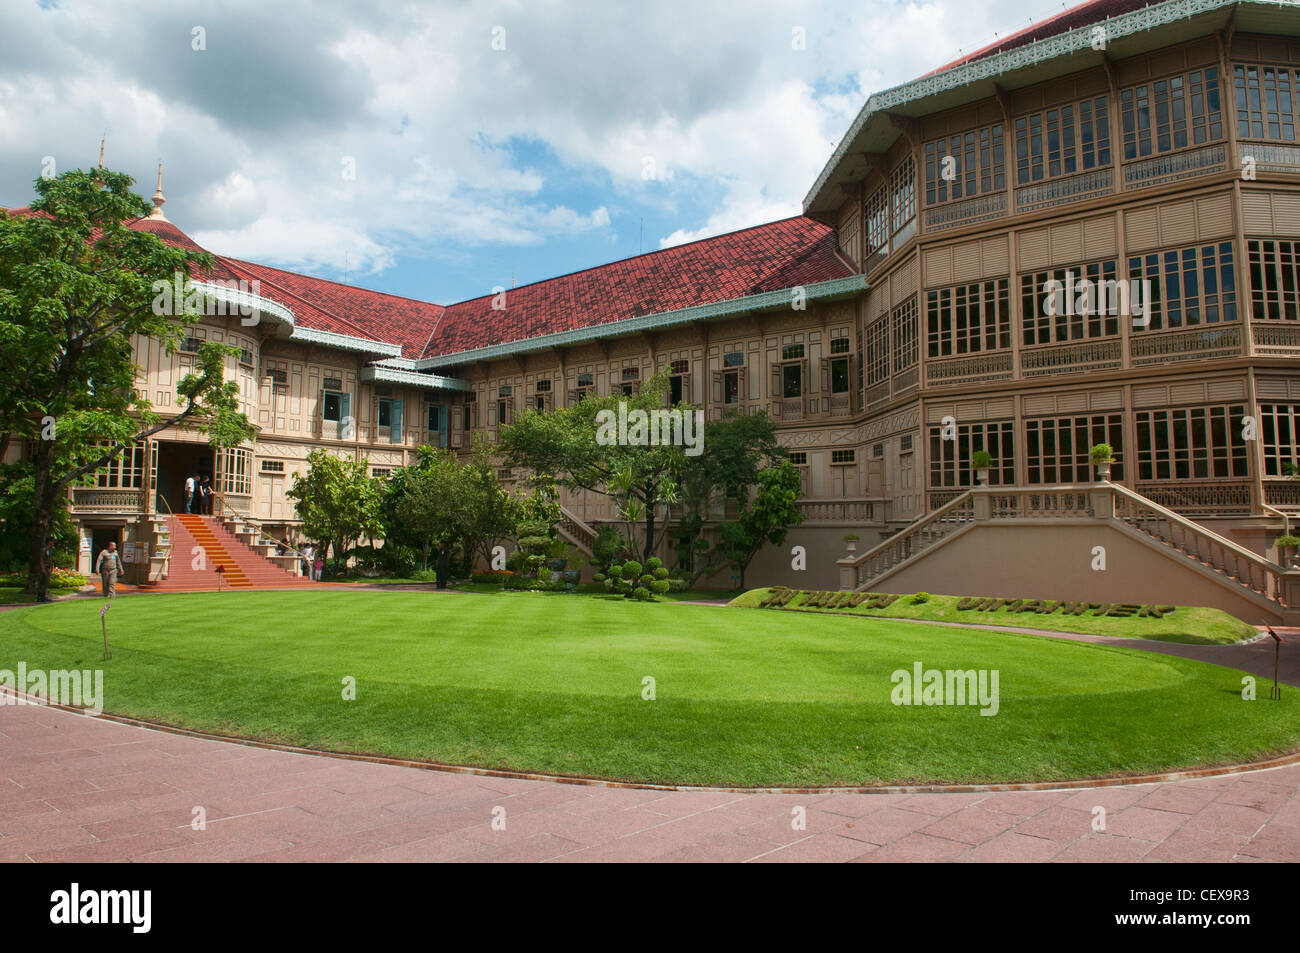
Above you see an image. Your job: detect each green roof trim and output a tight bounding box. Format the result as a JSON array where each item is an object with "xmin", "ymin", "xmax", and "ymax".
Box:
[
  {"xmin": 290, "ymin": 326, "xmax": 403, "ymax": 357},
  {"xmin": 415, "ymin": 274, "xmax": 869, "ymax": 370},
  {"xmin": 360, "ymin": 365, "xmax": 472, "ymax": 391}
]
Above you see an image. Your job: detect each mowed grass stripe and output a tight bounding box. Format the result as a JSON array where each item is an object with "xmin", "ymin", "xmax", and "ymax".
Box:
[{"xmin": 1, "ymin": 590, "xmax": 1295, "ymax": 787}]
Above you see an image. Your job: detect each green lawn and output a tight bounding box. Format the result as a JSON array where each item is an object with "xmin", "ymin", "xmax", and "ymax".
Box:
[
  {"xmin": 729, "ymin": 589, "xmax": 1259, "ymax": 645},
  {"xmin": 0, "ymin": 590, "xmax": 1293, "ymax": 787},
  {"xmin": 0, "ymin": 586, "xmax": 82, "ymax": 605}
]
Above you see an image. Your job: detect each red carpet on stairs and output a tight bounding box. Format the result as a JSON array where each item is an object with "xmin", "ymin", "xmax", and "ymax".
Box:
[{"xmin": 145, "ymin": 515, "xmax": 318, "ymax": 591}]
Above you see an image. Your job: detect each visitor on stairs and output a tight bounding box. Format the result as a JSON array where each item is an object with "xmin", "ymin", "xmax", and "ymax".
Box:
[
  {"xmin": 184, "ymin": 473, "xmax": 196, "ymax": 513},
  {"xmin": 199, "ymin": 475, "xmax": 214, "ymax": 515}
]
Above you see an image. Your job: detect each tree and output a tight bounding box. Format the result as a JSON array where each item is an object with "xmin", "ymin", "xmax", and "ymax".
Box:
[
  {"xmin": 675, "ymin": 409, "xmax": 785, "ymax": 582},
  {"xmin": 459, "ymin": 436, "xmax": 517, "ymax": 572},
  {"xmin": 0, "ymin": 168, "xmax": 253, "ymax": 598},
  {"xmin": 716, "ymin": 459, "xmax": 804, "ymax": 590},
  {"xmin": 387, "ymin": 448, "xmax": 467, "ymax": 570},
  {"xmin": 500, "ymin": 370, "xmax": 686, "ymax": 562},
  {"xmin": 287, "ymin": 449, "xmax": 379, "ymax": 572}
]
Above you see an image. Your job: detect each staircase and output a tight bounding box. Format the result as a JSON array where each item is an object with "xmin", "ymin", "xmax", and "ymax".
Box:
[
  {"xmin": 835, "ymin": 482, "xmax": 1300, "ymax": 623},
  {"xmin": 557, "ymin": 506, "xmax": 597, "ymax": 557},
  {"xmin": 146, "ymin": 515, "xmax": 315, "ymax": 590}
]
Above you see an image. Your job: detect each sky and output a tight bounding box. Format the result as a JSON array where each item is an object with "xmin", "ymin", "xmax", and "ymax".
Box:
[{"xmin": 0, "ymin": 0, "xmax": 1077, "ymax": 305}]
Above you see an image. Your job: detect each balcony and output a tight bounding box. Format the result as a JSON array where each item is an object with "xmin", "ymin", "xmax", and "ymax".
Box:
[
  {"xmin": 1237, "ymin": 141, "xmax": 1300, "ymax": 173},
  {"xmin": 1122, "ymin": 143, "xmax": 1227, "ymax": 191},
  {"xmin": 925, "ymin": 351, "xmax": 1013, "ymax": 386},
  {"xmin": 71, "ymin": 487, "xmax": 146, "ymax": 514},
  {"xmin": 1015, "ymin": 168, "xmax": 1113, "ymax": 213},
  {"xmin": 771, "ymin": 397, "xmax": 805, "ymax": 421},
  {"xmin": 923, "ymin": 193, "xmax": 1007, "ymax": 232},
  {"xmin": 1129, "ymin": 324, "xmax": 1242, "ymax": 365},
  {"xmin": 797, "ymin": 498, "xmax": 881, "ymax": 524},
  {"xmin": 1020, "ymin": 339, "xmax": 1122, "ymax": 377},
  {"xmin": 1264, "ymin": 480, "xmax": 1300, "ymax": 510},
  {"xmin": 1251, "ymin": 321, "xmax": 1300, "ymax": 355},
  {"xmin": 1136, "ymin": 480, "xmax": 1251, "ymax": 517}
]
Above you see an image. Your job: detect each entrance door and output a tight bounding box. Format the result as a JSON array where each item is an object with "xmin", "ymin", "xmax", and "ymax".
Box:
[{"xmin": 154, "ymin": 442, "xmax": 214, "ymax": 514}]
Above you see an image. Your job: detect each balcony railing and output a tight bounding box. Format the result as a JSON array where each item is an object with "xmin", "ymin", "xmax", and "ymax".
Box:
[
  {"xmin": 797, "ymin": 498, "xmax": 879, "ymax": 523},
  {"xmin": 1251, "ymin": 321, "xmax": 1300, "ymax": 355},
  {"xmin": 1135, "ymin": 479, "xmax": 1251, "ymax": 516},
  {"xmin": 827, "ymin": 393, "xmax": 851, "ymax": 417},
  {"xmin": 925, "ymin": 351, "xmax": 1013, "ymax": 385},
  {"xmin": 71, "ymin": 487, "xmax": 146, "ymax": 514},
  {"xmin": 1021, "ymin": 338, "xmax": 1122, "ymax": 377},
  {"xmin": 923, "ymin": 193, "xmax": 1007, "ymax": 232},
  {"xmin": 771, "ymin": 397, "xmax": 805, "ymax": 421},
  {"xmin": 1129, "ymin": 324, "xmax": 1241, "ymax": 365},
  {"xmin": 1264, "ymin": 480, "xmax": 1300, "ymax": 510},
  {"xmin": 1122, "ymin": 143, "xmax": 1227, "ymax": 190},
  {"xmin": 1015, "ymin": 168, "xmax": 1113, "ymax": 213},
  {"xmin": 1237, "ymin": 141, "xmax": 1300, "ymax": 173}
]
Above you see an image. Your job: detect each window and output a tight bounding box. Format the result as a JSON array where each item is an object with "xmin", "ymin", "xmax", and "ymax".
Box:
[
  {"xmin": 323, "ymin": 390, "xmax": 349, "ymax": 423},
  {"xmin": 1015, "ymin": 98, "xmax": 1111, "ymax": 184},
  {"xmin": 1018, "ymin": 260, "xmax": 1120, "ymax": 346},
  {"xmin": 576, "ymin": 372, "xmax": 595, "ymax": 398},
  {"xmin": 266, "ymin": 368, "xmax": 287, "ymax": 385},
  {"xmin": 180, "ymin": 337, "xmax": 202, "ymax": 353},
  {"xmin": 92, "ymin": 444, "xmax": 146, "ymax": 489},
  {"xmin": 535, "ymin": 379, "xmax": 551, "ymax": 392},
  {"xmin": 463, "ymin": 405, "xmax": 473, "ymax": 431},
  {"xmin": 377, "ymin": 398, "xmax": 393, "ymax": 428},
  {"xmin": 782, "ymin": 363, "xmax": 802, "ymax": 398},
  {"xmin": 498, "ymin": 385, "xmax": 512, "ymax": 397},
  {"xmin": 239, "ymin": 347, "xmax": 254, "ymax": 368},
  {"xmin": 781, "ymin": 342, "xmax": 804, "ymax": 360},
  {"xmin": 1260, "ymin": 404, "xmax": 1300, "ymax": 476},
  {"xmin": 788, "ymin": 451, "xmax": 808, "ymax": 465},
  {"xmin": 830, "ymin": 357, "xmax": 850, "ymax": 393},
  {"xmin": 621, "ymin": 367, "xmax": 640, "ymax": 396},
  {"xmin": 900, "ymin": 434, "xmax": 913, "ymax": 452},
  {"xmin": 669, "ymin": 359, "xmax": 689, "ymax": 404},
  {"xmin": 371, "ymin": 468, "xmax": 391, "ymax": 479},
  {"xmin": 831, "ymin": 449, "xmax": 856, "ymax": 465},
  {"xmin": 864, "ymin": 184, "xmax": 889, "ymax": 259},
  {"xmin": 377, "ymin": 397, "xmax": 403, "ymax": 443},
  {"xmin": 722, "ymin": 351, "xmax": 745, "ymax": 367},
  {"xmin": 427, "ymin": 403, "xmax": 442, "ymax": 433},
  {"xmin": 928, "ymin": 278, "xmax": 1011, "ymax": 357},
  {"xmin": 890, "ymin": 157, "xmax": 916, "ymax": 233},
  {"xmin": 891, "ymin": 298, "xmax": 918, "ymax": 372},
  {"xmin": 929, "ymin": 421, "xmax": 1015, "ymax": 487},
  {"xmin": 217, "ymin": 447, "xmax": 252, "ymax": 495},
  {"xmin": 1248, "ymin": 239, "xmax": 1300, "ymax": 320},
  {"xmin": 830, "ymin": 336, "xmax": 850, "ymax": 354},
  {"xmin": 323, "ymin": 377, "xmax": 343, "ymax": 391},
  {"xmin": 872, "ymin": 443, "xmax": 884, "ymax": 458},
  {"xmin": 260, "ymin": 460, "xmax": 285, "ymax": 473},
  {"xmin": 1121, "ymin": 68, "xmax": 1223, "ymax": 160},
  {"xmin": 865, "ymin": 318, "xmax": 889, "ymax": 388},
  {"xmin": 1134, "ymin": 405, "xmax": 1248, "ymax": 480},
  {"xmin": 1127, "ymin": 242, "xmax": 1237, "ymax": 330},
  {"xmin": 723, "ymin": 369, "xmax": 740, "ymax": 404},
  {"xmin": 924, "ymin": 124, "xmax": 1005, "ymax": 205},
  {"xmin": 1026, "ymin": 414, "xmax": 1124, "ymax": 484},
  {"xmin": 1233, "ymin": 63, "xmax": 1299, "ymax": 141}
]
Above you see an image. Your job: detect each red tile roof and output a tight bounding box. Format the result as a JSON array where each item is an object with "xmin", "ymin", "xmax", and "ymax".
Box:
[
  {"xmin": 5, "ymin": 205, "xmax": 850, "ymax": 363},
  {"xmin": 925, "ymin": 0, "xmax": 1153, "ymax": 76},
  {"xmin": 428, "ymin": 217, "xmax": 852, "ymax": 358}
]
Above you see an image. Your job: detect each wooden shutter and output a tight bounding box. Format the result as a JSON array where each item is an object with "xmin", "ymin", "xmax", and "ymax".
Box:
[
  {"xmin": 820, "ymin": 358, "xmax": 831, "ymax": 394},
  {"xmin": 389, "ymin": 400, "xmax": 403, "ymax": 444}
]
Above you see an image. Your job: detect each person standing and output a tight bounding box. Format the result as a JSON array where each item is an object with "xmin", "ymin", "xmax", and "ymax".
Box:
[
  {"xmin": 435, "ymin": 542, "xmax": 450, "ymax": 590},
  {"xmin": 300, "ymin": 544, "xmax": 312, "ymax": 578},
  {"xmin": 199, "ymin": 475, "xmax": 214, "ymax": 514},
  {"xmin": 184, "ymin": 473, "xmax": 196, "ymax": 513},
  {"xmin": 95, "ymin": 541, "xmax": 123, "ymax": 599},
  {"xmin": 313, "ymin": 553, "xmax": 324, "ymax": 582}
]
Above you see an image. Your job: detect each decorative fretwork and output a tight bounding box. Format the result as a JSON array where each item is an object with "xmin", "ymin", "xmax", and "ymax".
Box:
[
  {"xmin": 1122, "ymin": 143, "xmax": 1226, "ymax": 189},
  {"xmin": 1134, "ymin": 480, "xmax": 1251, "ymax": 516},
  {"xmin": 1252, "ymin": 322, "xmax": 1300, "ymax": 354},
  {"xmin": 1021, "ymin": 339, "xmax": 1122, "ymax": 376},
  {"xmin": 1130, "ymin": 325, "xmax": 1241, "ymax": 364},
  {"xmin": 1015, "ymin": 168, "xmax": 1113, "ymax": 212},
  {"xmin": 1265, "ymin": 481, "xmax": 1300, "ymax": 509},
  {"xmin": 925, "ymin": 352, "xmax": 1013, "ymax": 385},
  {"xmin": 923, "ymin": 192, "xmax": 1007, "ymax": 231},
  {"xmin": 1238, "ymin": 141, "xmax": 1300, "ymax": 172},
  {"xmin": 987, "ymin": 490, "xmax": 1094, "ymax": 519}
]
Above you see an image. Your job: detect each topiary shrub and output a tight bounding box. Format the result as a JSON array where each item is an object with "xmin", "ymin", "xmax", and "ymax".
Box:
[
  {"xmin": 632, "ymin": 586, "xmax": 652, "ymax": 601},
  {"xmin": 910, "ymin": 591, "xmax": 931, "ymax": 604}
]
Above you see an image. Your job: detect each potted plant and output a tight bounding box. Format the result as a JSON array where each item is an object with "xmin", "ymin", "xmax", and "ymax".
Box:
[
  {"xmin": 1275, "ymin": 534, "xmax": 1300, "ymax": 568},
  {"xmin": 1090, "ymin": 443, "xmax": 1114, "ymax": 482},
  {"xmin": 971, "ymin": 450, "xmax": 992, "ymax": 487}
]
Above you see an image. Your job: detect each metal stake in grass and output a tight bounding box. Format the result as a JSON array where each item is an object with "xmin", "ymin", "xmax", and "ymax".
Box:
[
  {"xmin": 215, "ymin": 564, "xmax": 225, "ymax": 593},
  {"xmin": 1266, "ymin": 625, "xmax": 1282, "ymax": 700},
  {"xmin": 99, "ymin": 601, "xmax": 112, "ymax": 660}
]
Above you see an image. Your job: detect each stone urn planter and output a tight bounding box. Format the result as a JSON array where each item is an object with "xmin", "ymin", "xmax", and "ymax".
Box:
[{"xmin": 1095, "ymin": 462, "xmax": 1112, "ymax": 481}]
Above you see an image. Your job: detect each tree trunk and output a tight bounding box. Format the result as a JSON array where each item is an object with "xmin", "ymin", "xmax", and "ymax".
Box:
[
  {"xmin": 642, "ymin": 499, "xmax": 656, "ymax": 564},
  {"xmin": 26, "ymin": 439, "xmax": 56, "ymax": 600},
  {"xmin": 421, "ymin": 540, "xmax": 430, "ymax": 571}
]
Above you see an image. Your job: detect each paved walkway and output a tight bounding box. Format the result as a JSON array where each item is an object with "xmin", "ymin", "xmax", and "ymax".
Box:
[{"xmin": 2, "ymin": 701, "xmax": 1297, "ymax": 862}]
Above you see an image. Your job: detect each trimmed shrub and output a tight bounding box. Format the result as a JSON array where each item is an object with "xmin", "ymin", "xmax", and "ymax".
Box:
[
  {"xmin": 632, "ymin": 586, "xmax": 652, "ymax": 601},
  {"xmin": 471, "ymin": 570, "xmax": 512, "ymax": 585},
  {"xmin": 910, "ymin": 592, "xmax": 931, "ymax": 604}
]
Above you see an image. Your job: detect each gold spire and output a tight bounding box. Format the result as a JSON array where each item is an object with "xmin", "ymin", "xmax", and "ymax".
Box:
[{"xmin": 147, "ymin": 160, "xmax": 168, "ymax": 221}]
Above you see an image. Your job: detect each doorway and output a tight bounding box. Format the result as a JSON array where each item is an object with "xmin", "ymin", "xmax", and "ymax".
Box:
[{"xmin": 155, "ymin": 442, "xmax": 214, "ymax": 514}]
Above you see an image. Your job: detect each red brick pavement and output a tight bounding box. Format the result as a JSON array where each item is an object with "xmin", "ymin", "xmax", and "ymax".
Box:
[{"xmin": 2, "ymin": 701, "xmax": 1297, "ymax": 863}]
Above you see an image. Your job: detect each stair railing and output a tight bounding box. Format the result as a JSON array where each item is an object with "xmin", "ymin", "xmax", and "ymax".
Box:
[
  {"xmin": 212, "ymin": 495, "xmax": 312, "ymax": 576},
  {"xmin": 838, "ymin": 489, "xmax": 976, "ymax": 591},
  {"xmin": 1110, "ymin": 482, "xmax": 1287, "ymax": 603}
]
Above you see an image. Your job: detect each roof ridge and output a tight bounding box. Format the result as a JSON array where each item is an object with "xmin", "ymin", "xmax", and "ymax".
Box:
[{"xmin": 216, "ymin": 256, "xmax": 386, "ymax": 343}]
